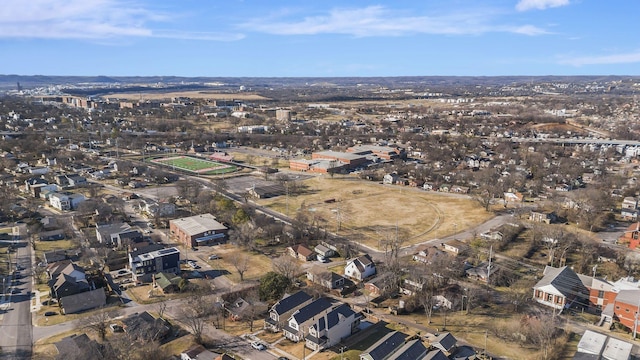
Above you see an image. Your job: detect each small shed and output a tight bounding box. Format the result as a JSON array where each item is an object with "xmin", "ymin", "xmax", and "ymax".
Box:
[{"xmin": 314, "ymin": 244, "xmax": 335, "ymax": 257}]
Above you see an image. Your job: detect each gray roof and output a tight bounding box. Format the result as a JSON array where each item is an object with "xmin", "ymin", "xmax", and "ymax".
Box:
[
  {"xmin": 326, "ymin": 303, "xmax": 356, "ymax": 329},
  {"xmin": 533, "ymin": 266, "xmax": 588, "ymax": 298},
  {"xmin": 361, "ymin": 331, "xmax": 407, "ymax": 360},
  {"xmin": 602, "ymin": 336, "xmax": 632, "ymax": 360},
  {"xmin": 423, "ymin": 350, "xmax": 449, "ymax": 360},
  {"xmin": 614, "ymin": 289, "xmax": 640, "ymax": 305},
  {"xmin": 432, "ymin": 332, "xmax": 457, "ymax": 353},
  {"xmin": 291, "ymin": 297, "xmax": 333, "ymax": 324},
  {"xmin": 577, "ymin": 330, "xmax": 607, "ymax": 355},
  {"xmin": 385, "ymin": 339, "xmax": 427, "ymax": 360},
  {"xmin": 170, "ymin": 213, "xmax": 227, "ymax": 235},
  {"xmin": 273, "ymin": 291, "xmax": 313, "ymax": 316}
]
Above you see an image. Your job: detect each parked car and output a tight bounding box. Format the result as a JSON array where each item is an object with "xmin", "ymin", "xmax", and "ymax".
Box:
[
  {"xmin": 208, "ymin": 254, "xmax": 219, "ymax": 260},
  {"xmin": 251, "ymin": 341, "xmax": 266, "ymax": 351},
  {"xmin": 44, "ymin": 311, "xmax": 57, "ymax": 316}
]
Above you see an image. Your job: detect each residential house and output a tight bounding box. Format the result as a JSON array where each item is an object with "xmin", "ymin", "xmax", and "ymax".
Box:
[
  {"xmin": 430, "ymin": 332, "xmax": 457, "ymax": 355},
  {"xmin": 305, "ymin": 303, "xmax": 360, "ymax": 351},
  {"xmin": 307, "ymin": 267, "xmax": 345, "ymax": 290},
  {"xmin": 226, "ymin": 297, "xmax": 268, "ymax": 321},
  {"xmin": 153, "ymin": 272, "xmax": 182, "ymax": 294},
  {"xmin": 412, "ymin": 246, "xmax": 448, "ymax": 264},
  {"xmin": 345, "ymin": 254, "xmax": 376, "ymax": 281},
  {"xmin": 442, "ymin": 240, "xmax": 469, "ymax": 255},
  {"xmin": 122, "ymin": 311, "xmax": 171, "ymax": 341},
  {"xmin": 288, "ymin": 244, "xmax": 316, "ymax": 262},
  {"xmin": 139, "ymin": 199, "xmax": 176, "ymax": 218},
  {"xmin": 129, "ymin": 246, "xmax": 180, "ymax": 283},
  {"xmin": 265, "ymin": 291, "xmax": 314, "ymax": 332},
  {"xmin": 621, "ymin": 208, "xmax": 639, "ymax": 221},
  {"xmin": 96, "ymin": 222, "xmax": 144, "ymax": 248},
  {"xmin": 60, "ymin": 288, "xmax": 107, "ymax": 314},
  {"xmin": 181, "ymin": 345, "xmax": 217, "ymax": 360},
  {"xmin": 365, "ymin": 273, "xmax": 394, "ymax": 297},
  {"xmin": 360, "ymin": 331, "xmax": 407, "ymax": 360},
  {"xmin": 55, "ymin": 334, "xmax": 108, "ymax": 359},
  {"xmin": 385, "ymin": 339, "xmax": 428, "ymax": 360},
  {"xmin": 383, "ymin": 173, "xmax": 400, "ymax": 185},
  {"xmin": 465, "ymin": 262, "xmax": 496, "ymax": 283},
  {"xmin": 65, "ymin": 174, "xmax": 87, "ymax": 187},
  {"xmin": 621, "ymin": 197, "xmax": 638, "ymax": 210},
  {"xmin": 314, "ymin": 244, "xmax": 335, "ymax": 258},
  {"xmin": 47, "ymin": 262, "xmax": 89, "ymax": 301},
  {"xmin": 422, "ymin": 350, "xmax": 449, "ymax": 360},
  {"xmin": 532, "ymin": 266, "xmax": 589, "ymax": 311},
  {"xmin": 617, "ymin": 222, "xmax": 640, "ymax": 250},
  {"xmin": 283, "ymin": 297, "xmax": 335, "ymax": 342},
  {"xmin": 170, "ymin": 213, "xmax": 228, "ymax": 248},
  {"xmin": 40, "ymin": 216, "xmax": 58, "ymax": 230},
  {"xmin": 39, "ymin": 229, "xmax": 65, "ymax": 241},
  {"xmin": 529, "ymin": 211, "xmax": 558, "ymax": 224},
  {"xmin": 43, "ymin": 249, "xmax": 73, "ymax": 264},
  {"xmin": 49, "ymin": 191, "xmax": 86, "ymax": 211}
]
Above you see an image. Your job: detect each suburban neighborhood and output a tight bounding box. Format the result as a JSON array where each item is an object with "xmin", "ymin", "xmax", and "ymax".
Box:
[{"xmin": 1, "ymin": 75, "xmax": 640, "ymax": 360}]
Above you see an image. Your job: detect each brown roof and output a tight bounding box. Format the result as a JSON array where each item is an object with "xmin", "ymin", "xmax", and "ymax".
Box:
[{"xmin": 293, "ymin": 244, "xmax": 314, "ymax": 257}]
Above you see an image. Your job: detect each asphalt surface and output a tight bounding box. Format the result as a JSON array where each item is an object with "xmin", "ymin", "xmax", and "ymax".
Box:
[{"xmin": 0, "ymin": 240, "xmax": 33, "ymax": 360}]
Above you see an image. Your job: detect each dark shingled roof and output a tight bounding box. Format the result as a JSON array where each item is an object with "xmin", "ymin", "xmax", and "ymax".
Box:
[
  {"xmin": 291, "ymin": 297, "xmax": 333, "ymax": 324},
  {"xmin": 361, "ymin": 331, "xmax": 407, "ymax": 360},
  {"xmin": 273, "ymin": 291, "xmax": 313, "ymax": 316}
]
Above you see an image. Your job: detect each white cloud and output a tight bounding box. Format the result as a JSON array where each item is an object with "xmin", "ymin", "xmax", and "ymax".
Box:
[
  {"xmin": 516, "ymin": 0, "xmax": 570, "ymax": 12},
  {"xmin": 0, "ymin": 0, "xmax": 241, "ymax": 41},
  {"xmin": 241, "ymin": 5, "xmax": 548, "ymax": 37},
  {"xmin": 511, "ymin": 25, "xmax": 551, "ymax": 36},
  {"xmin": 559, "ymin": 51, "xmax": 640, "ymax": 66}
]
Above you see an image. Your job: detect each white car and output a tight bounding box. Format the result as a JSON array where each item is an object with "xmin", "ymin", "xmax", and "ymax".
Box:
[
  {"xmin": 208, "ymin": 254, "xmax": 219, "ymax": 260},
  {"xmin": 251, "ymin": 341, "xmax": 266, "ymax": 350}
]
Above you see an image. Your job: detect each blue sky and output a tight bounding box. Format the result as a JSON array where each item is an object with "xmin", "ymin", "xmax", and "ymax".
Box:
[{"xmin": 1, "ymin": 0, "xmax": 639, "ymax": 77}]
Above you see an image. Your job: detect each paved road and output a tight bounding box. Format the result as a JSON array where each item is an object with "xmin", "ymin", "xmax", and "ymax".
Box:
[{"xmin": 0, "ymin": 242, "xmax": 33, "ymax": 360}]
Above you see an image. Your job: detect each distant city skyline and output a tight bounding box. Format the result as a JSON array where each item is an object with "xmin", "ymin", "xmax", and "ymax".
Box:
[{"xmin": 1, "ymin": 0, "xmax": 638, "ymax": 77}]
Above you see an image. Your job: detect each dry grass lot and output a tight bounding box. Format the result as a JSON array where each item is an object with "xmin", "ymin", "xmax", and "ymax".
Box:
[
  {"xmin": 258, "ymin": 175, "xmax": 491, "ymax": 250},
  {"xmin": 33, "ymin": 329, "xmax": 83, "ymax": 359},
  {"xmin": 275, "ymin": 339, "xmax": 335, "ymax": 360},
  {"xmin": 101, "ymin": 91, "xmax": 270, "ymax": 101},
  {"xmin": 207, "ymin": 244, "xmax": 274, "ymax": 283}
]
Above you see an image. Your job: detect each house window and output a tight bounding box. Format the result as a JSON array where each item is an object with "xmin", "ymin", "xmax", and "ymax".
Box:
[
  {"xmin": 598, "ymin": 290, "xmax": 604, "ymax": 298},
  {"xmin": 626, "ymin": 308, "xmax": 630, "ymax": 312},
  {"xmin": 547, "ymin": 294, "xmax": 553, "ymax": 302},
  {"xmin": 616, "ymin": 306, "xmax": 620, "ymax": 310}
]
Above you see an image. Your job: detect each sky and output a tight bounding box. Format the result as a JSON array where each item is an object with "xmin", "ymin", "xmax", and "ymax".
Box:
[{"xmin": 0, "ymin": 0, "xmax": 639, "ymax": 77}]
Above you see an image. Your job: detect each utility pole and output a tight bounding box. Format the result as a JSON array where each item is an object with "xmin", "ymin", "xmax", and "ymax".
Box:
[
  {"xmin": 486, "ymin": 245, "xmax": 493, "ymax": 285},
  {"xmin": 340, "ymin": 346, "xmax": 346, "ymax": 360}
]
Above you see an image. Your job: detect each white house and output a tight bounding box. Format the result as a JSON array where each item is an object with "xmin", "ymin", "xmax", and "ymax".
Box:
[
  {"xmin": 283, "ymin": 298, "xmax": 335, "ymax": 342},
  {"xmin": 49, "ymin": 192, "xmax": 86, "ymax": 211},
  {"xmin": 305, "ymin": 303, "xmax": 360, "ymax": 351},
  {"xmin": 344, "ymin": 254, "xmax": 376, "ymax": 281}
]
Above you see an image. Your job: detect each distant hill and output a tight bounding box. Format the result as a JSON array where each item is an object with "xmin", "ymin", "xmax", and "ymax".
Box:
[{"xmin": 1, "ymin": 74, "xmax": 638, "ymax": 92}]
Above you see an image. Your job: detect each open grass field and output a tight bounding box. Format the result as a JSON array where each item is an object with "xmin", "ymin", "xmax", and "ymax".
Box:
[
  {"xmin": 151, "ymin": 155, "xmax": 237, "ymax": 175},
  {"xmin": 207, "ymin": 244, "xmax": 274, "ymax": 283},
  {"xmin": 101, "ymin": 90, "xmax": 270, "ymax": 101},
  {"xmin": 257, "ymin": 175, "xmax": 491, "ymax": 251}
]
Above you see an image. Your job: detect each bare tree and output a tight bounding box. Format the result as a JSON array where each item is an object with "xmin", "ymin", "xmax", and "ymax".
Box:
[
  {"xmin": 83, "ymin": 307, "xmax": 123, "ymax": 341},
  {"xmin": 272, "ymin": 254, "xmax": 301, "ymax": 282},
  {"xmin": 155, "ymin": 299, "xmax": 168, "ymax": 319},
  {"xmin": 180, "ymin": 295, "xmax": 212, "ymax": 344},
  {"xmin": 230, "ymin": 251, "xmax": 250, "ymax": 282}
]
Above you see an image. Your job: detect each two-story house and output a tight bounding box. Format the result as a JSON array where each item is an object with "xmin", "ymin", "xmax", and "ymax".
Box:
[
  {"xmin": 129, "ymin": 246, "xmax": 180, "ymax": 283},
  {"xmin": 618, "ymin": 222, "xmax": 640, "ymax": 250},
  {"xmin": 96, "ymin": 222, "xmax": 144, "ymax": 248},
  {"xmin": 532, "ymin": 266, "xmax": 589, "ymax": 312},
  {"xmin": 49, "ymin": 191, "xmax": 86, "ymax": 211},
  {"xmin": 305, "ymin": 303, "xmax": 360, "ymax": 351},
  {"xmin": 265, "ymin": 291, "xmax": 314, "ymax": 332},
  {"xmin": 344, "ymin": 254, "xmax": 376, "ymax": 281},
  {"xmin": 283, "ymin": 297, "xmax": 335, "ymax": 342}
]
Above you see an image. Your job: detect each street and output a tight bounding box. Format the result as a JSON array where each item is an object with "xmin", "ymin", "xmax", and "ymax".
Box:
[{"xmin": 0, "ymin": 238, "xmax": 33, "ymax": 360}]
